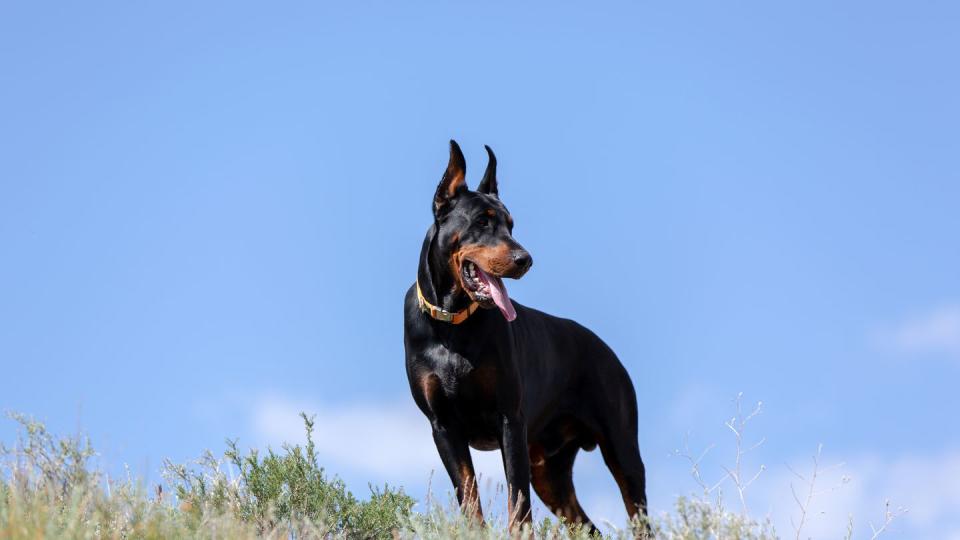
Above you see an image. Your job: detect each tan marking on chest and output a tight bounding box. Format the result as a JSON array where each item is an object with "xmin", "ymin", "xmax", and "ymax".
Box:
[{"xmin": 419, "ymin": 373, "xmax": 443, "ymax": 411}]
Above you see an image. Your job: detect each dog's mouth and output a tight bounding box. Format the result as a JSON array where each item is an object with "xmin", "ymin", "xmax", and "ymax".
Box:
[{"xmin": 460, "ymin": 260, "xmax": 517, "ymax": 322}]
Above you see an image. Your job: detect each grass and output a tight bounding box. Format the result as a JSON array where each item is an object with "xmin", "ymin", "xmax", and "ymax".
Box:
[{"xmin": 0, "ymin": 398, "xmax": 901, "ymax": 539}]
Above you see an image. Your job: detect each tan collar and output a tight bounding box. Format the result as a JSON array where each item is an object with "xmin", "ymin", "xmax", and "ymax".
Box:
[{"xmin": 416, "ymin": 281, "xmax": 479, "ymax": 324}]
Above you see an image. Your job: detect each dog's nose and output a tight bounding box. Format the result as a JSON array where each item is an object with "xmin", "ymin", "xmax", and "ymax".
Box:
[{"xmin": 512, "ymin": 250, "xmax": 532, "ymax": 271}]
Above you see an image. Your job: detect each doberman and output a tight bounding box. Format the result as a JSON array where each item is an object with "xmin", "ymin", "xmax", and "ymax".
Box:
[{"xmin": 403, "ymin": 141, "xmax": 648, "ymax": 533}]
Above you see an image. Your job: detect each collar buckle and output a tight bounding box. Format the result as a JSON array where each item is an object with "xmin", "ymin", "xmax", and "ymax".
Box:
[{"xmin": 416, "ymin": 281, "xmax": 477, "ymax": 325}]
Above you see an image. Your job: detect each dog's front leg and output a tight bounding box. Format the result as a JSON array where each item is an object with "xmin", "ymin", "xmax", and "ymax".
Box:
[
  {"xmin": 431, "ymin": 421, "xmax": 483, "ymax": 523},
  {"xmin": 499, "ymin": 413, "xmax": 532, "ymax": 531}
]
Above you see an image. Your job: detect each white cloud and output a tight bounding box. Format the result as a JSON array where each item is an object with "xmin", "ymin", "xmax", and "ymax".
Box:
[
  {"xmin": 249, "ymin": 394, "xmax": 506, "ymax": 487},
  {"xmin": 251, "ymin": 394, "xmax": 434, "ymax": 477},
  {"xmin": 883, "ymin": 453, "xmax": 960, "ymax": 529},
  {"xmin": 755, "ymin": 450, "xmax": 960, "ymax": 540},
  {"xmin": 883, "ymin": 304, "xmax": 960, "ymax": 358}
]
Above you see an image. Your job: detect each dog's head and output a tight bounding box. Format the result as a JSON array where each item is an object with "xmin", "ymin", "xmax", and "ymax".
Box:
[{"xmin": 431, "ymin": 140, "xmax": 532, "ymax": 321}]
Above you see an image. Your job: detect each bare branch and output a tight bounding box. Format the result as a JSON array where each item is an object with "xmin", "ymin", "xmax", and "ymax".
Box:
[{"xmin": 868, "ymin": 499, "xmax": 908, "ymax": 540}]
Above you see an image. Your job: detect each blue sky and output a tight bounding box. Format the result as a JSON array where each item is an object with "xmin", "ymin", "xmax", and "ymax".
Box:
[{"xmin": 1, "ymin": 1, "xmax": 958, "ymax": 537}]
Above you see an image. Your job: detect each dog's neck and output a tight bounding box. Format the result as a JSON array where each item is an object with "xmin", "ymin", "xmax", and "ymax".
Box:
[{"xmin": 417, "ymin": 224, "xmax": 474, "ymax": 314}]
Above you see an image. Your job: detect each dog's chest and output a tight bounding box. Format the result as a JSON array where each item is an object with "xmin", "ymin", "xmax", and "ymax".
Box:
[
  {"xmin": 425, "ymin": 347, "xmax": 514, "ymax": 451},
  {"xmin": 458, "ymin": 361, "xmax": 499, "ymax": 402},
  {"xmin": 439, "ymin": 356, "xmax": 503, "ymax": 450},
  {"xmin": 435, "ymin": 352, "xmax": 499, "ymax": 404}
]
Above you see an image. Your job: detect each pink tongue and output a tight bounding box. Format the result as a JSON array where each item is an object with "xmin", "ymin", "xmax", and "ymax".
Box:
[{"xmin": 478, "ymin": 269, "xmax": 517, "ymax": 322}]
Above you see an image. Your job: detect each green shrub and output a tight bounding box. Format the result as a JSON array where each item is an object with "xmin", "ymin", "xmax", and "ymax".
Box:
[
  {"xmin": 163, "ymin": 413, "xmax": 415, "ymax": 539},
  {"xmin": 650, "ymin": 496, "xmax": 775, "ymax": 540}
]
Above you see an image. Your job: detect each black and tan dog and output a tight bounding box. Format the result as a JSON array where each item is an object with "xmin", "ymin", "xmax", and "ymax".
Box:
[{"xmin": 404, "ymin": 141, "xmax": 647, "ymax": 532}]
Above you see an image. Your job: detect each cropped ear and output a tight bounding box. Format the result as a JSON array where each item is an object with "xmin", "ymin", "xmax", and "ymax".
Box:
[
  {"xmin": 477, "ymin": 145, "xmax": 498, "ymax": 196},
  {"xmin": 433, "ymin": 140, "xmax": 468, "ymax": 216}
]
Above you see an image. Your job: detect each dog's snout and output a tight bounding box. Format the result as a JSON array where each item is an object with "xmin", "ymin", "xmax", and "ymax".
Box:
[{"xmin": 512, "ymin": 250, "xmax": 532, "ymax": 272}]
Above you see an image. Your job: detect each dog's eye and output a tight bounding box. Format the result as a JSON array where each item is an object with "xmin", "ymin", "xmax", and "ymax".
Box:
[{"xmin": 475, "ymin": 216, "xmax": 489, "ymax": 228}]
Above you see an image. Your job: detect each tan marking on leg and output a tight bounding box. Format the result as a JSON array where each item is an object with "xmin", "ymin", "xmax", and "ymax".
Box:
[{"xmin": 459, "ymin": 462, "xmax": 483, "ymax": 522}]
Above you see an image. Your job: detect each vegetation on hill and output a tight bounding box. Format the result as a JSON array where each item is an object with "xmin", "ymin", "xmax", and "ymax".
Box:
[{"xmin": 0, "ymin": 400, "xmax": 900, "ymax": 539}]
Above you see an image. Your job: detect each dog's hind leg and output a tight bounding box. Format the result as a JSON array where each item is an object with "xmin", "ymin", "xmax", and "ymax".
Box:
[
  {"xmin": 597, "ymin": 415, "xmax": 649, "ymax": 537},
  {"xmin": 530, "ymin": 443, "xmax": 597, "ymax": 534},
  {"xmin": 599, "ymin": 438, "xmax": 648, "ymax": 519},
  {"xmin": 589, "ymin": 356, "xmax": 649, "ymax": 531},
  {"xmin": 591, "ymin": 378, "xmax": 649, "ymax": 536}
]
